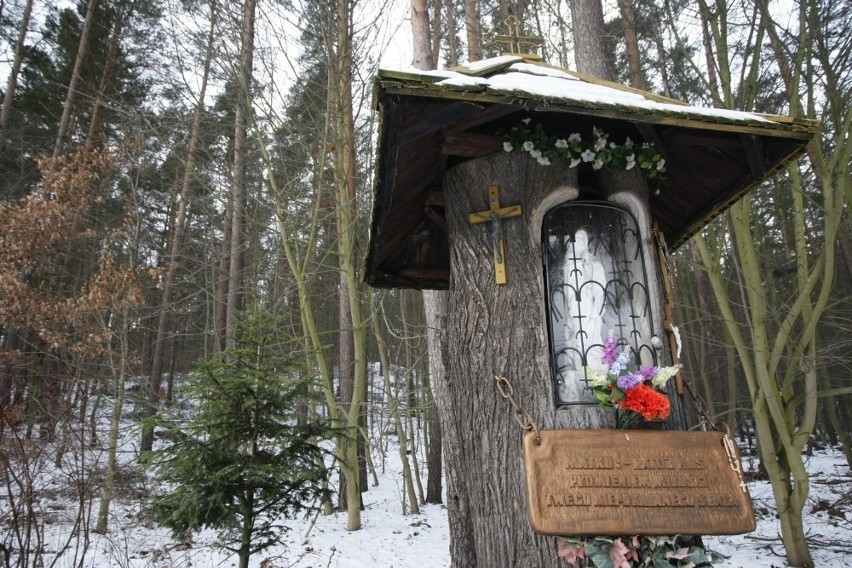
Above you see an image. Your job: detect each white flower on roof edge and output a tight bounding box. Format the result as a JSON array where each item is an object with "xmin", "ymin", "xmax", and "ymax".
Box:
[
  {"xmin": 555, "ymin": 139, "xmax": 568, "ymax": 149},
  {"xmin": 503, "ymin": 142, "xmax": 513, "ymax": 152},
  {"xmin": 594, "ymin": 138, "xmax": 607, "ymax": 151},
  {"xmin": 522, "ymin": 141, "xmax": 534, "ymax": 151},
  {"xmin": 593, "ymin": 158, "xmax": 604, "ymax": 170},
  {"xmin": 537, "ymin": 156, "xmax": 551, "ymax": 166},
  {"xmin": 568, "ymin": 133, "xmax": 582, "ymax": 144},
  {"xmin": 581, "ymin": 149, "xmax": 596, "ymax": 162},
  {"xmin": 530, "ymin": 149, "xmax": 542, "ymax": 159}
]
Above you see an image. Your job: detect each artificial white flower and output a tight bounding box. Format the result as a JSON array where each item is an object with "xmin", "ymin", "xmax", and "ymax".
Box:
[
  {"xmin": 657, "ymin": 158, "xmax": 666, "ymax": 171},
  {"xmin": 581, "ymin": 149, "xmax": 596, "ymax": 162},
  {"xmin": 594, "ymin": 138, "xmax": 607, "ymax": 151},
  {"xmin": 530, "ymin": 149, "xmax": 542, "ymax": 159},
  {"xmin": 522, "ymin": 141, "xmax": 535, "ymax": 151},
  {"xmin": 568, "ymin": 133, "xmax": 582, "ymax": 144},
  {"xmin": 593, "ymin": 126, "xmax": 604, "ymax": 137},
  {"xmin": 569, "ymin": 158, "xmax": 581, "ymax": 168},
  {"xmin": 521, "ymin": 117, "xmax": 532, "ymax": 125},
  {"xmin": 593, "ymin": 158, "xmax": 604, "ymax": 170},
  {"xmin": 503, "ymin": 141, "xmax": 513, "ymax": 152},
  {"xmin": 626, "ymin": 161, "xmax": 636, "ymax": 170},
  {"xmin": 624, "ymin": 137, "xmax": 634, "ymax": 147},
  {"xmin": 555, "ymin": 138, "xmax": 568, "ymax": 148},
  {"xmin": 651, "ymin": 366, "xmax": 680, "ymax": 388},
  {"xmin": 537, "ymin": 156, "xmax": 551, "ymax": 166},
  {"xmin": 584, "ymin": 367, "xmax": 610, "ymax": 388}
]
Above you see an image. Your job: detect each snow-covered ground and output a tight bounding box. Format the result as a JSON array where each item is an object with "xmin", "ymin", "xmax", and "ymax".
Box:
[{"xmin": 8, "ymin": 399, "xmax": 852, "ymax": 568}]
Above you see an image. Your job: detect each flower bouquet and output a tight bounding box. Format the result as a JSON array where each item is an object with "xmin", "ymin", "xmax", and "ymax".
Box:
[{"xmin": 585, "ymin": 333, "xmax": 679, "ymax": 423}]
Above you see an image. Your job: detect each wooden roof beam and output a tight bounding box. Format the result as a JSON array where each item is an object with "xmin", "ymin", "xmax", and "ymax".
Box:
[{"xmin": 396, "ymin": 101, "xmax": 484, "ymax": 146}]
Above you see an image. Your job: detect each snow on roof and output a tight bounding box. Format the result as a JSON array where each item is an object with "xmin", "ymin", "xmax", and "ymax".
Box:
[{"xmin": 381, "ymin": 56, "xmax": 776, "ymax": 125}]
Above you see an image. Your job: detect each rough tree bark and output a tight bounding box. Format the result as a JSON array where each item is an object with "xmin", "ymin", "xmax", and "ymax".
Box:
[
  {"xmin": 570, "ymin": 0, "xmax": 614, "ymax": 80},
  {"xmin": 438, "ymin": 153, "xmax": 613, "ymax": 567}
]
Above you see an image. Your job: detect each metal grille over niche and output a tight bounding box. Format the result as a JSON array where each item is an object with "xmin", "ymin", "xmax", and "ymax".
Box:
[{"xmin": 543, "ymin": 202, "xmax": 658, "ymax": 406}]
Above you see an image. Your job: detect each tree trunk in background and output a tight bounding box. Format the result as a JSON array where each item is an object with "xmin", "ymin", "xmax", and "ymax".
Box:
[
  {"xmin": 337, "ymin": 284, "xmax": 355, "ymax": 511},
  {"xmin": 431, "ymin": 0, "xmax": 442, "ymax": 68},
  {"xmin": 412, "ymin": 0, "xmax": 444, "ymax": 510},
  {"xmin": 423, "ymin": 291, "xmax": 445, "ymax": 506},
  {"xmin": 331, "ymin": 0, "xmax": 367, "ymax": 531},
  {"xmin": 53, "ymin": 0, "xmax": 98, "ymax": 158},
  {"xmin": 444, "ymin": 0, "xmax": 460, "ymax": 67},
  {"xmin": 617, "ymin": 0, "xmax": 643, "ymax": 89},
  {"xmin": 570, "ymin": 0, "xmax": 614, "ymax": 80},
  {"xmin": 464, "ymin": 0, "xmax": 481, "ymax": 62},
  {"xmin": 141, "ymin": 7, "xmax": 217, "ymax": 454},
  {"xmin": 411, "ymin": 0, "xmax": 433, "ymax": 69},
  {"xmin": 225, "ymin": 0, "xmax": 256, "ymax": 352},
  {"xmin": 0, "ymin": 0, "xmax": 34, "ymax": 153},
  {"xmin": 85, "ymin": 0, "xmax": 136, "ymax": 146}
]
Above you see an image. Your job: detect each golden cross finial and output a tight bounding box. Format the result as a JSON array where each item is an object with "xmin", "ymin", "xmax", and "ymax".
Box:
[{"xmin": 484, "ymin": 15, "xmax": 544, "ymax": 60}]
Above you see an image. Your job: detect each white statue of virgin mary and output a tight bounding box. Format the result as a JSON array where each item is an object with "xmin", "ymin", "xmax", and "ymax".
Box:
[{"xmin": 565, "ymin": 229, "xmax": 608, "ymax": 374}]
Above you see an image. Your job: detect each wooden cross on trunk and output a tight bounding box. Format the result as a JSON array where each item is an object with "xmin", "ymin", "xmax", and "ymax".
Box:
[{"xmin": 468, "ymin": 185, "xmax": 522, "ymax": 285}]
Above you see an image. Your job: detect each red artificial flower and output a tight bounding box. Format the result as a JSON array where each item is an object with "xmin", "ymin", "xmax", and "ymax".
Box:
[{"xmin": 617, "ymin": 384, "xmax": 670, "ymax": 421}]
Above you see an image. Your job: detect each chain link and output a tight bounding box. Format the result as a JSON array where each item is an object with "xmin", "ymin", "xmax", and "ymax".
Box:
[{"xmin": 495, "ymin": 374, "xmax": 541, "ymax": 445}]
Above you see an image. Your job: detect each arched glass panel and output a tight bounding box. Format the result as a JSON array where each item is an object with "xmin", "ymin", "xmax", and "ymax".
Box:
[{"xmin": 543, "ymin": 202, "xmax": 658, "ymax": 406}]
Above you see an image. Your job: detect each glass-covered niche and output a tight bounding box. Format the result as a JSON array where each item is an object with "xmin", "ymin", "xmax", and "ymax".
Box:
[{"xmin": 543, "ymin": 201, "xmax": 658, "ymax": 406}]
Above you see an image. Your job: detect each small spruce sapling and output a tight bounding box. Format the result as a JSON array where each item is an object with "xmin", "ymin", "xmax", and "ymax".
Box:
[{"xmin": 146, "ymin": 330, "xmax": 335, "ymax": 568}]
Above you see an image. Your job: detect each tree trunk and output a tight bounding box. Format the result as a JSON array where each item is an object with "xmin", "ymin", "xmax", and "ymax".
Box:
[
  {"xmin": 464, "ymin": 0, "xmax": 481, "ymax": 62},
  {"xmin": 225, "ymin": 0, "xmax": 256, "ymax": 352},
  {"xmin": 141, "ymin": 7, "xmax": 217, "ymax": 454},
  {"xmin": 617, "ymin": 0, "xmax": 644, "ymax": 89},
  {"xmin": 96, "ymin": 313, "xmax": 129, "ymax": 533},
  {"xmin": 331, "ymin": 0, "xmax": 367, "ymax": 531},
  {"xmin": 53, "ymin": 0, "xmax": 98, "ymax": 159},
  {"xmin": 85, "ymin": 2, "xmax": 129, "ymax": 146},
  {"xmin": 423, "ymin": 292, "xmax": 444, "ymax": 505},
  {"xmin": 570, "ymin": 0, "xmax": 614, "ymax": 79},
  {"xmin": 440, "ymin": 152, "xmax": 613, "ymax": 567},
  {"xmin": 444, "ymin": 0, "xmax": 460, "ymax": 67},
  {"xmin": 411, "ymin": 0, "xmax": 433, "ymax": 70},
  {"xmin": 0, "ymin": 0, "xmax": 34, "ymax": 153}
]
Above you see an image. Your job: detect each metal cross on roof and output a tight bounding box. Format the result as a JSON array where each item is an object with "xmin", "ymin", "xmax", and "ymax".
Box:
[{"xmin": 484, "ymin": 15, "xmax": 544, "ymax": 60}]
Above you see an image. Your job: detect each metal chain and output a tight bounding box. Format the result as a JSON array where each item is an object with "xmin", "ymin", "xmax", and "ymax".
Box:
[{"xmin": 495, "ymin": 374, "xmax": 542, "ymax": 445}]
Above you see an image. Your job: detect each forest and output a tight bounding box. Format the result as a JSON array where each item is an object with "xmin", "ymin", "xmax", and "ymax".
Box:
[{"xmin": 0, "ymin": 0, "xmax": 849, "ymax": 567}]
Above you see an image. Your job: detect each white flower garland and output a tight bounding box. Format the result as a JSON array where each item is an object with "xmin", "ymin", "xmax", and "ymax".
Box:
[{"xmin": 500, "ymin": 119, "xmax": 666, "ymax": 179}]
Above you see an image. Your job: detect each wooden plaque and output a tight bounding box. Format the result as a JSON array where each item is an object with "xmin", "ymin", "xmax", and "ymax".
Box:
[{"xmin": 523, "ymin": 429, "xmax": 756, "ymax": 536}]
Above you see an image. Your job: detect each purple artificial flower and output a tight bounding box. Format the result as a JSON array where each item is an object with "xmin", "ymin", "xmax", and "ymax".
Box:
[
  {"xmin": 617, "ymin": 373, "xmax": 643, "ymax": 391},
  {"xmin": 609, "ymin": 349, "xmax": 631, "ymax": 376},
  {"xmin": 637, "ymin": 367, "xmax": 658, "ymax": 381},
  {"xmin": 601, "ymin": 334, "xmax": 619, "ymax": 366}
]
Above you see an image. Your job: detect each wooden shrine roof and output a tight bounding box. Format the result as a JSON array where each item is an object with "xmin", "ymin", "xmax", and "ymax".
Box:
[{"xmin": 364, "ymin": 56, "xmax": 820, "ymax": 290}]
